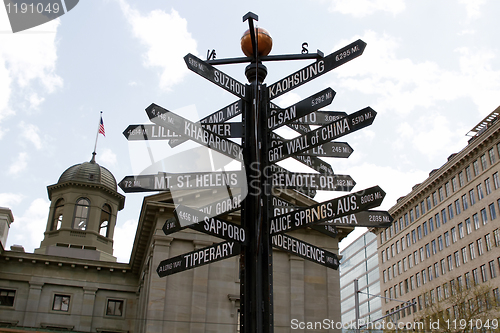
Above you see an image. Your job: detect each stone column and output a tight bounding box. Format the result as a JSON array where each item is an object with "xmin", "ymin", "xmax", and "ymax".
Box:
[
  {"xmin": 22, "ymin": 281, "xmax": 44, "ymax": 327},
  {"xmin": 290, "ymin": 255, "xmax": 305, "ymax": 333},
  {"xmin": 79, "ymin": 287, "xmax": 97, "ymax": 332}
]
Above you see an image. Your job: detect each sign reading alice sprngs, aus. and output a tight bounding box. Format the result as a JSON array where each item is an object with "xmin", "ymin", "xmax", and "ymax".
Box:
[{"xmin": 4, "ymin": 0, "xmax": 80, "ymax": 33}]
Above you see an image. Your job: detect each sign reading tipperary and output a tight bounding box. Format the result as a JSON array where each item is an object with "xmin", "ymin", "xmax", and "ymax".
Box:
[
  {"xmin": 169, "ymin": 100, "xmax": 243, "ymax": 147},
  {"xmin": 118, "ymin": 170, "xmax": 245, "ymax": 193},
  {"xmin": 318, "ymin": 210, "xmax": 393, "ymax": 227},
  {"xmin": 272, "ymin": 172, "xmax": 355, "ymax": 192},
  {"xmin": 268, "ymin": 39, "xmax": 367, "ymax": 99},
  {"xmin": 268, "ymin": 107, "xmax": 376, "ymax": 163},
  {"xmin": 271, "ymin": 233, "xmax": 339, "ymax": 269},
  {"xmin": 146, "ymin": 103, "xmax": 244, "ymax": 162},
  {"xmin": 269, "ymin": 185, "xmax": 386, "ymax": 235},
  {"xmin": 184, "ymin": 53, "xmax": 248, "ymax": 100},
  {"xmin": 267, "ymin": 88, "xmax": 335, "ymax": 130},
  {"xmin": 157, "ymin": 240, "xmax": 241, "ymax": 277}
]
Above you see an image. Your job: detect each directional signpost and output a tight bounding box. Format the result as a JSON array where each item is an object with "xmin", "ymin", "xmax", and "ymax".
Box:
[{"xmin": 121, "ymin": 12, "xmax": 391, "ymax": 333}]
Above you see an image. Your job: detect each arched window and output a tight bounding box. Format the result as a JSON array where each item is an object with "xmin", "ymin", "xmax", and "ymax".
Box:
[
  {"xmin": 51, "ymin": 198, "xmax": 64, "ymax": 231},
  {"xmin": 99, "ymin": 204, "xmax": 111, "ymax": 237},
  {"xmin": 73, "ymin": 198, "xmax": 90, "ymax": 230}
]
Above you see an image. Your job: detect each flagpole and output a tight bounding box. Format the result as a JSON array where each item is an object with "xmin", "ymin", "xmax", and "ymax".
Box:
[{"xmin": 91, "ymin": 111, "xmax": 103, "ymax": 163}]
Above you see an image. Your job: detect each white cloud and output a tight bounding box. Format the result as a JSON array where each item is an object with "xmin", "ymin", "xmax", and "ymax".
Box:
[
  {"xmin": 8, "ymin": 152, "xmax": 29, "ymax": 175},
  {"xmin": 99, "ymin": 148, "xmax": 118, "ymax": 166},
  {"xmin": 459, "ymin": 0, "xmax": 487, "ymax": 20},
  {"xmin": 113, "ymin": 218, "xmax": 137, "ymax": 263},
  {"xmin": 0, "ymin": 10, "xmax": 62, "ymax": 122},
  {"xmin": 330, "ymin": 31, "xmax": 500, "ymax": 116},
  {"xmin": 326, "ymin": 0, "xmax": 405, "ymax": 17},
  {"xmin": 0, "ymin": 193, "xmax": 24, "ymax": 207},
  {"xmin": 118, "ymin": 1, "xmax": 197, "ymax": 91},
  {"xmin": 6, "ymin": 198, "xmax": 49, "ymax": 252},
  {"xmin": 19, "ymin": 121, "xmax": 43, "ymax": 150}
]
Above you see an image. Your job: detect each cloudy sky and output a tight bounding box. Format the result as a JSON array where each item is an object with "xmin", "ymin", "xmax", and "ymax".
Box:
[{"xmin": 1, "ymin": 0, "xmax": 499, "ymax": 262}]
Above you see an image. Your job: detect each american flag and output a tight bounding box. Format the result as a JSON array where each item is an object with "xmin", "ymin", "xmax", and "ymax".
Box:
[{"xmin": 98, "ymin": 116, "xmax": 105, "ymax": 136}]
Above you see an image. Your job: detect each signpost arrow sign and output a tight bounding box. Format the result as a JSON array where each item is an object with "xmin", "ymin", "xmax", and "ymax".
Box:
[
  {"xmin": 157, "ymin": 240, "xmax": 241, "ymax": 277},
  {"xmin": 318, "ymin": 210, "xmax": 393, "ymax": 228},
  {"xmin": 146, "ymin": 103, "xmax": 244, "ymax": 162},
  {"xmin": 268, "ymin": 39, "xmax": 367, "ymax": 99},
  {"xmin": 269, "ymin": 185, "xmax": 386, "ymax": 235},
  {"xmin": 123, "ymin": 124, "xmax": 182, "ymax": 141},
  {"xmin": 267, "ymin": 88, "xmax": 335, "ymax": 130},
  {"xmin": 173, "ymin": 205, "xmax": 247, "ymax": 244},
  {"xmin": 169, "ymin": 100, "xmax": 243, "ymax": 148},
  {"xmin": 271, "ymin": 233, "xmax": 339, "ymax": 270},
  {"xmin": 270, "ymin": 132, "xmax": 334, "ymax": 175},
  {"xmin": 299, "ymin": 142, "xmax": 353, "ymax": 158},
  {"xmin": 118, "ymin": 170, "xmax": 246, "ymax": 193},
  {"xmin": 124, "ymin": 123, "xmax": 242, "ymax": 141},
  {"xmin": 272, "ymin": 172, "xmax": 355, "ymax": 192},
  {"xmin": 292, "ymin": 111, "xmax": 347, "ymax": 125},
  {"xmin": 310, "ymin": 225, "xmax": 339, "ymax": 238},
  {"xmin": 268, "ymin": 107, "xmax": 376, "ymax": 163},
  {"xmin": 184, "ymin": 53, "xmax": 249, "ymax": 101}
]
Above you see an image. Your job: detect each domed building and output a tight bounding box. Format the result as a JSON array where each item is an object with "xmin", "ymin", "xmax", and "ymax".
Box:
[{"xmin": 35, "ymin": 157, "xmax": 125, "ymax": 262}]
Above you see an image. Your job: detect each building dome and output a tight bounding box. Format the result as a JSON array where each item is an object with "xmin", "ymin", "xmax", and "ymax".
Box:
[{"xmin": 58, "ymin": 160, "xmax": 117, "ymax": 191}]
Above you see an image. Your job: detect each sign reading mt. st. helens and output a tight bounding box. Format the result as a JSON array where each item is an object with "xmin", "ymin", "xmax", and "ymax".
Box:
[
  {"xmin": 119, "ymin": 170, "xmax": 245, "ymax": 193},
  {"xmin": 268, "ymin": 39, "xmax": 367, "ymax": 99},
  {"xmin": 269, "ymin": 185, "xmax": 386, "ymax": 235},
  {"xmin": 267, "ymin": 88, "xmax": 335, "ymax": 130},
  {"xmin": 268, "ymin": 107, "xmax": 376, "ymax": 163},
  {"xmin": 184, "ymin": 53, "xmax": 248, "ymax": 101},
  {"xmin": 146, "ymin": 103, "xmax": 243, "ymax": 162}
]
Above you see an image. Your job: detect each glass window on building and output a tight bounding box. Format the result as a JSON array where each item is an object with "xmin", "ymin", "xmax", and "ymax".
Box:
[
  {"xmin": 481, "ymin": 209, "xmax": 488, "ymax": 225},
  {"xmin": 459, "ymin": 171, "xmax": 465, "ymax": 187},
  {"xmin": 447, "ymin": 204, "xmax": 454, "ymax": 220},
  {"xmin": 489, "ymin": 260, "xmax": 497, "ymax": 279},
  {"xmin": 439, "ymin": 187, "xmax": 444, "ymax": 201},
  {"xmin": 73, "ymin": 198, "xmax": 90, "ymax": 230},
  {"xmin": 461, "ymin": 247, "xmax": 468, "ymax": 264},
  {"xmin": 469, "ymin": 243, "xmax": 476, "ymax": 260},
  {"xmin": 106, "ymin": 299, "xmax": 124, "ymax": 316},
  {"xmin": 429, "ymin": 218, "xmax": 434, "ymax": 232},
  {"xmin": 470, "ymin": 189, "xmax": 476, "ymax": 206},
  {"xmin": 440, "ymin": 259, "xmax": 446, "ymax": 275},
  {"xmin": 0, "ymin": 289, "xmax": 16, "ymax": 307},
  {"xmin": 435, "ymin": 213, "xmax": 441, "ymax": 228},
  {"xmin": 438, "ymin": 235, "xmax": 444, "ymax": 251},
  {"xmin": 494, "ymin": 229, "xmax": 500, "ymax": 247},
  {"xmin": 452, "ymin": 177, "xmax": 457, "ymax": 192},
  {"xmin": 455, "ymin": 251, "xmax": 461, "ymax": 267},
  {"xmin": 480, "ymin": 265, "xmax": 488, "ymax": 283},
  {"xmin": 451, "ymin": 227, "xmax": 457, "ymax": 243},
  {"xmin": 444, "ymin": 231, "xmax": 450, "ymax": 247},
  {"xmin": 53, "ymin": 294, "xmax": 70, "ymax": 312},
  {"xmin": 421, "ymin": 201, "xmax": 426, "ymax": 214},
  {"xmin": 472, "ymin": 269, "xmax": 479, "ymax": 285},
  {"xmin": 445, "ymin": 182, "xmax": 451, "ymax": 197},
  {"xmin": 485, "ymin": 178, "xmax": 492, "ymax": 195},
  {"xmin": 466, "ymin": 165, "xmax": 472, "ymax": 182},
  {"xmin": 477, "ymin": 238, "xmax": 484, "ymax": 256},
  {"xmin": 458, "ymin": 222, "xmax": 464, "ymax": 239},
  {"xmin": 466, "ymin": 218, "xmax": 472, "ymax": 234},
  {"xmin": 489, "ymin": 203, "xmax": 497, "ymax": 220},
  {"xmin": 481, "ymin": 154, "xmax": 488, "ymax": 170},
  {"xmin": 423, "ymin": 222, "xmax": 428, "ymax": 236},
  {"xmin": 477, "ymin": 184, "xmax": 485, "ymax": 200},
  {"xmin": 473, "ymin": 214, "xmax": 480, "ymax": 230},
  {"xmin": 441, "ymin": 209, "xmax": 447, "ymax": 224},
  {"xmin": 454, "ymin": 200, "xmax": 461, "ymax": 215},
  {"xmin": 432, "ymin": 191, "xmax": 438, "ymax": 206},
  {"xmin": 485, "ymin": 234, "xmax": 492, "ymax": 251},
  {"xmin": 462, "ymin": 194, "xmax": 468, "ymax": 211},
  {"xmin": 473, "ymin": 160, "xmax": 480, "ymax": 176},
  {"xmin": 489, "ymin": 148, "xmax": 496, "ymax": 165},
  {"xmin": 447, "ymin": 255, "xmax": 453, "ymax": 271},
  {"xmin": 494, "ymin": 172, "xmax": 500, "ymax": 190}
]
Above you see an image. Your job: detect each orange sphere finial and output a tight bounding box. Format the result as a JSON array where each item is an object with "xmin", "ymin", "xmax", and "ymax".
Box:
[{"xmin": 241, "ymin": 28, "xmax": 273, "ymax": 57}]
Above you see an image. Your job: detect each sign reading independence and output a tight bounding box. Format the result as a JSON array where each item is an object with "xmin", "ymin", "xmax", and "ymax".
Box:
[
  {"xmin": 146, "ymin": 103, "xmax": 243, "ymax": 162},
  {"xmin": 184, "ymin": 53, "xmax": 248, "ymax": 101},
  {"xmin": 157, "ymin": 240, "xmax": 241, "ymax": 277},
  {"xmin": 271, "ymin": 233, "xmax": 339, "ymax": 269},
  {"xmin": 268, "ymin": 39, "xmax": 367, "ymax": 99},
  {"xmin": 269, "ymin": 185, "xmax": 386, "ymax": 235}
]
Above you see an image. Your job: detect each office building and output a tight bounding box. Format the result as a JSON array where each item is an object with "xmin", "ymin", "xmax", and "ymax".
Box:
[
  {"xmin": 340, "ymin": 231, "xmax": 382, "ymax": 328},
  {"xmin": 376, "ymin": 107, "xmax": 500, "ymax": 325}
]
